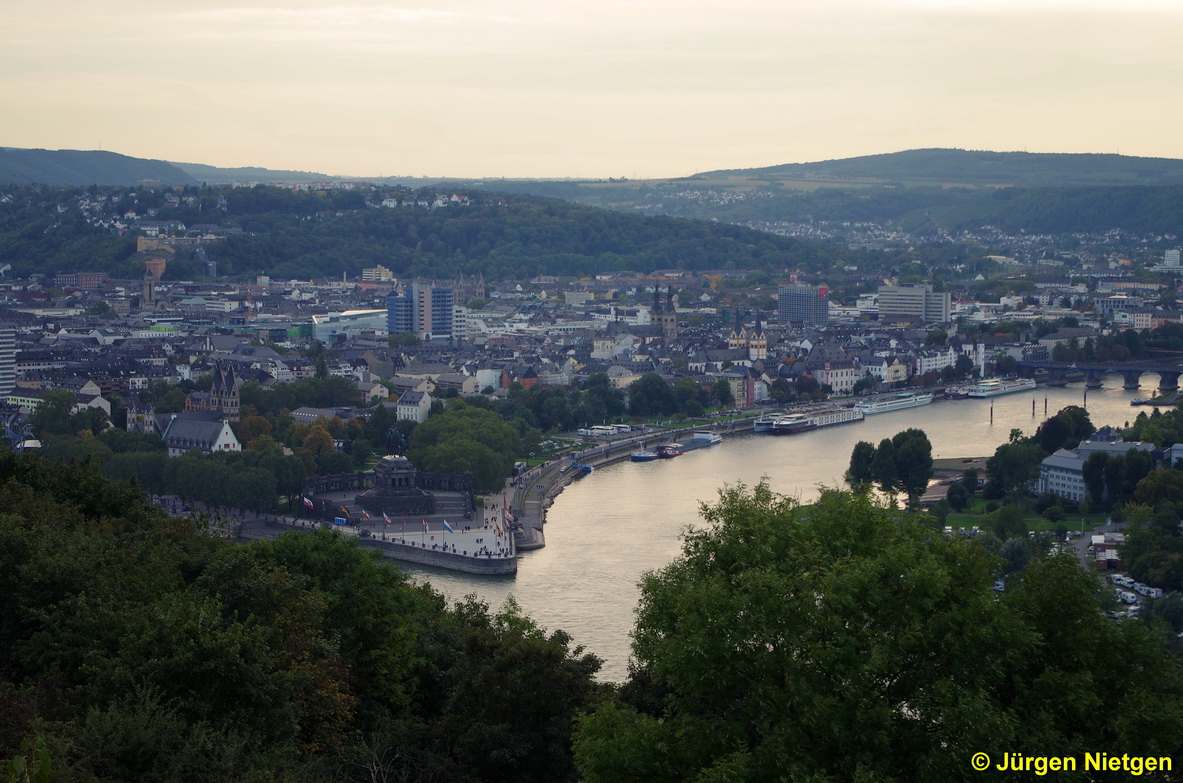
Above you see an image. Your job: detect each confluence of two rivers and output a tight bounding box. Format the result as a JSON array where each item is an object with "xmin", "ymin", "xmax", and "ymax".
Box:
[{"xmin": 403, "ymin": 383, "xmax": 1150, "ymax": 682}]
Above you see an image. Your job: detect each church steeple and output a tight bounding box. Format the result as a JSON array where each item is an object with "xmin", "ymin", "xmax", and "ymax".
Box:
[{"xmin": 210, "ymin": 361, "xmax": 241, "ymax": 422}]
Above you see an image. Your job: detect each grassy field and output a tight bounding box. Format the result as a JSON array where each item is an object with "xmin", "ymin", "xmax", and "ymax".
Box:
[{"xmin": 944, "ymin": 497, "xmax": 1108, "ymax": 534}]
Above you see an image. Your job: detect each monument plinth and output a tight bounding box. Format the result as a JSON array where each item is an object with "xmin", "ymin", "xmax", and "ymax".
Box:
[{"xmin": 356, "ymin": 455, "xmax": 435, "ymax": 516}]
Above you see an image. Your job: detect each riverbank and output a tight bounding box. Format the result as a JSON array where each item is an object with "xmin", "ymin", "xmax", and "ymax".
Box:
[{"xmin": 508, "ymin": 419, "xmax": 751, "ymax": 550}]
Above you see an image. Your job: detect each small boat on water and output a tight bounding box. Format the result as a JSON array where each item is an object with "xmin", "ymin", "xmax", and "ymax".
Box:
[
  {"xmin": 630, "ymin": 450, "xmax": 659, "ymax": 462},
  {"xmin": 656, "ymin": 444, "xmax": 683, "ymax": 458}
]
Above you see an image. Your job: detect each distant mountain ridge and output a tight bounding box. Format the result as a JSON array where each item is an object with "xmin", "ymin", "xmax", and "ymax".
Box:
[
  {"xmin": 0, "ymin": 148, "xmax": 342, "ymax": 187},
  {"xmin": 0, "ymin": 148, "xmax": 199, "ymax": 187},
  {"xmin": 4, "ymin": 145, "xmax": 1183, "ymax": 189},
  {"xmin": 695, "ymin": 148, "xmax": 1183, "ymax": 188}
]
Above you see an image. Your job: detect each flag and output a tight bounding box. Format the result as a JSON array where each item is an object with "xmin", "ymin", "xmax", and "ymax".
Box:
[
  {"xmin": 503, "ymin": 507, "xmax": 516, "ymax": 525},
  {"xmin": 422, "ymin": 519, "xmax": 428, "ymax": 532},
  {"xmin": 383, "ymin": 512, "xmax": 392, "ymax": 526},
  {"xmin": 442, "ymin": 520, "xmax": 454, "ymax": 534},
  {"xmin": 494, "ymin": 525, "xmax": 501, "ymax": 536},
  {"xmin": 340, "ymin": 505, "xmax": 351, "ymax": 516},
  {"xmin": 302, "ymin": 496, "xmax": 315, "ymax": 510},
  {"xmin": 361, "ymin": 510, "xmax": 372, "ymax": 521}
]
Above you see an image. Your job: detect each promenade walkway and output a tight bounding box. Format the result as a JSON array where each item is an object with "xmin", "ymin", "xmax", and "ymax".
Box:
[
  {"xmin": 506, "ymin": 417, "xmax": 752, "ymax": 550},
  {"xmin": 148, "ymin": 494, "xmax": 515, "ymax": 567}
]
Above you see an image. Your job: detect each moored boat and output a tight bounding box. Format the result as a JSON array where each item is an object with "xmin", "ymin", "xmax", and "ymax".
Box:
[
  {"xmin": 769, "ymin": 413, "xmax": 816, "ymax": 435},
  {"xmin": 680, "ymin": 431, "xmax": 723, "ymax": 451},
  {"xmin": 855, "ymin": 392, "xmax": 935, "ymax": 415},
  {"xmin": 753, "ymin": 413, "xmax": 783, "ymax": 433},
  {"xmin": 630, "ymin": 450, "xmax": 659, "ymax": 462},
  {"xmin": 964, "ymin": 378, "xmax": 1037, "ymax": 398},
  {"xmin": 808, "ymin": 407, "xmax": 865, "ymax": 429},
  {"xmin": 656, "ymin": 443, "xmax": 682, "ymax": 458}
]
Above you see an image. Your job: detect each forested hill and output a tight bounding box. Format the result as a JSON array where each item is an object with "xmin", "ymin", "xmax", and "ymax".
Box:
[
  {"xmin": 0, "ymin": 148, "xmax": 198, "ymax": 187},
  {"xmin": 475, "ymin": 175, "xmax": 1183, "ymax": 237},
  {"xmin": 0, "ymin": 185, "xmax": 835, "ymax": 281},
  {"xmin": 700, "ymin": 148, "xmax": 1183, "ymax": 188}
]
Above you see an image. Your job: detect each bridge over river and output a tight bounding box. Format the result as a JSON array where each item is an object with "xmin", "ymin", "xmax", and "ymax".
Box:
[{"xmin": 1018, "ymin": 358, "xmax": 1183, "ymax": 391}]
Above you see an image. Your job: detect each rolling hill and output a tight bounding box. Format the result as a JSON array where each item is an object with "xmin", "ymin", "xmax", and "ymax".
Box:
[
  {"xmin": 0, "ymin": 148, "xmax": 198, "ymax": 187},
  {"xmin": 4, "ymin": 146, "xmax": 1182, "ymax": 238},
  {"xmin": 696, "ymin": 148, "xmax": 1183, "ymax": 189}
]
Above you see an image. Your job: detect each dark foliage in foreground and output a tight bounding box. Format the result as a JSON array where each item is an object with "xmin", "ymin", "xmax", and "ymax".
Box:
[{"xmin": 0, "ymin": 453, "xmax": 604, "ymax": 782}]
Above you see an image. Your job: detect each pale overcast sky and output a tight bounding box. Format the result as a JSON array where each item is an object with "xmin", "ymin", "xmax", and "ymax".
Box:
[{"xmin": 4, "ymin": 0, "xmax": 1182, "ymax": 178}]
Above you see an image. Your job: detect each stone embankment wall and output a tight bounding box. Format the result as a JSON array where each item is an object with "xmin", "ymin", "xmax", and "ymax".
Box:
[{"xmin": 358, "ymin": 538, "xmax": 517, "ymax": 575}]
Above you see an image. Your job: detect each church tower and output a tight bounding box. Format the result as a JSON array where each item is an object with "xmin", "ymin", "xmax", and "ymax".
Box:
[
  {"xmin": 748, "ymin": 311, "xmax": 768, "ymax": 361},
  {"xmin": 210, "ymin": 361, "xmax": 241, "ymax": 422},
  {"xmin": 651, "ymin": 285, "xmax": 678, "ymax": 342}
]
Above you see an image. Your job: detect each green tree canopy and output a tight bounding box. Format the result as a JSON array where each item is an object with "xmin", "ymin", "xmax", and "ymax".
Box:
[
  {"xmin": 0, "ymin": 452, "xmax": 604, "ymax": 781},
  {"xmin": 575, "ymin": 482, "xmax": 1183, "ymax": 782},
  {"xmin": 846, "ymin": 440, "xmax": 876, "ymax": 487},
  {"xmin": 408, "ymin": 402, "xmax": 521, "ymax": 493}
]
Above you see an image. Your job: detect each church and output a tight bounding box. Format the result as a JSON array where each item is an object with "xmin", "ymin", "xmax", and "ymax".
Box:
[{"xmin": 184, "ymin": 361, "xmax": 241, "ymax": 422}]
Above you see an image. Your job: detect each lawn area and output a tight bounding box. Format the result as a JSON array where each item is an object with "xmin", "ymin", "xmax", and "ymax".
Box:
[{"xmin": 944, "ymin": 496, "xmax": 1109, "ymax": 535}]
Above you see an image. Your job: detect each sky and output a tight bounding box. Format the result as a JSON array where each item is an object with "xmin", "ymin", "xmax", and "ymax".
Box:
[{"xmin": 5, "ymin": 0, "xmax": 1183, "ymax": 179}]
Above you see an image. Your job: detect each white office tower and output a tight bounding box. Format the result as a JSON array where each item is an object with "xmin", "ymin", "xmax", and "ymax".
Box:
[
  {"xmin": 1165, "ymin": 249, "xmax": 1180, "ymax": 268},
  {"xmin": 0, "ymin": 325, "xmax": 15, "ymax": 398}
]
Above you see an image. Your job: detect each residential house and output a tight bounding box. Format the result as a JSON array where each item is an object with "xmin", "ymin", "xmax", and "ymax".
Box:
[{"xmin": 396, "ymin": 390, "xmax": 433, "ymax": 424}]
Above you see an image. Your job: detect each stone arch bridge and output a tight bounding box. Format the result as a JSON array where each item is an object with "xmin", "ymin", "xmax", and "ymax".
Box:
[{"xmin": 1017, "ymin": 359, "xmax": 1183, "ymax": 392}]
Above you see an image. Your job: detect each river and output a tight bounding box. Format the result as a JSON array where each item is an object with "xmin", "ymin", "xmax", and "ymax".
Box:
[{"xmin": 402, "ymin": 381, "xmax": 1156, "ymax": 682}]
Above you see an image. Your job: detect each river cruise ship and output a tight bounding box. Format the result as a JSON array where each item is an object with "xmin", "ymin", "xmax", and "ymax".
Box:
[
  {"xmin": 855, "ymin": 392, "xmax": 934, "ymax": 415},
  {"xmin": 964, "ymin": 378, "xmax": 1037, "ymax": 398}
]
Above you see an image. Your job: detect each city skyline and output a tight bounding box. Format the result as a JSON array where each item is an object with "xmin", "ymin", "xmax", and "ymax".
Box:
[{"xmin": 6, "ymin": 1, "xmax": 1183, "ymax": 179}]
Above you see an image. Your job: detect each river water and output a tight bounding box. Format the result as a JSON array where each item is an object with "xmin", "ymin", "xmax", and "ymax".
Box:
[{"xmin": 403, "ymin": 382, "xmax": 1155, "ymax": 682}]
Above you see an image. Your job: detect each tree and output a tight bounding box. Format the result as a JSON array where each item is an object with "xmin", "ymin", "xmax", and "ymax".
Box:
[
  {"xmin": 712, "ymin": 378, "xmax": 734, "ymax": 408},
  {"xmin": 870, "ymin": 438, "xmax": 896, "ymax": 494},
  {"xmin": 627, "ymin": 374, "xmax": 676, "ymax": 417},
  {"xmin": 768, "ymin": 377, "xmax": 794, "ymax": 403},
  {"xmin": 1082, "ymin": 450, "xmax": 1109, "ymax": 507},
  {"xmin": 961, "ymin": 468, "xmax": 979, "ymax": 494},
  {"xmin": 946, "ymin": 481, "xmax": 970, "ymax": 511},
  {"xmin": 297, "ymin": 422, "xmax": 336, "ymax": 474},
  {"xmin": 1035, "ymin": 405, "xmax": 1094, "ymax": 453},
  {"xmin": 28, "ymin": 391, "xmax": 78, "ymax": 438},
  {"xmin": 986, "ymin": 440, "xmax": 1045, "ymax": 501},
  {"xmin": 891, "ymin": 428, "xmax": 934, "ymax": 503},
  {"xmin": 575, "ymin": 483, "xmax": 1183, "ymax": 782},
  {"xmin": 846, "ymin": 441, "xmax": 876, "ymax": 487},
  {"xmin": 387, "ymin": 332, "xmax": 421, "ymax": 348}
]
